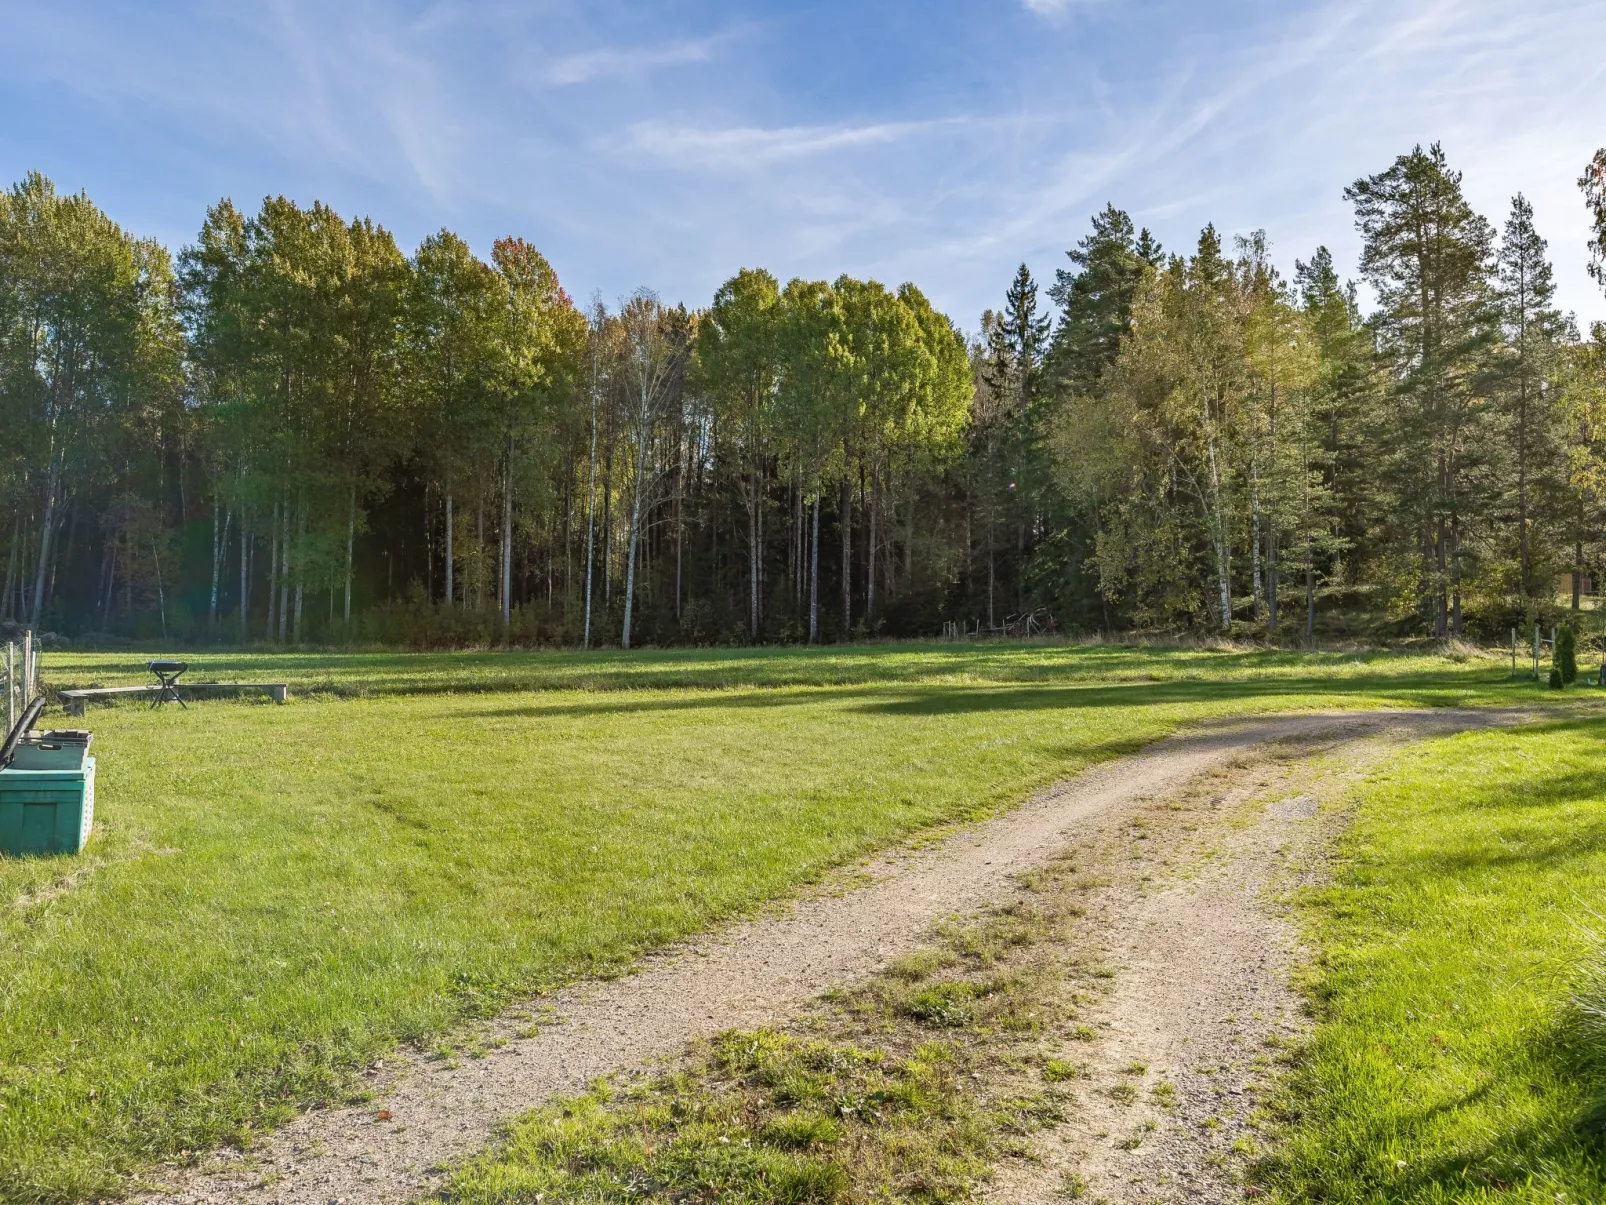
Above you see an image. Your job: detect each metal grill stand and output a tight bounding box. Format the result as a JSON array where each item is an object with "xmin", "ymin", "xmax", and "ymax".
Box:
[{"xmin": 148, "ymin": 661, "xmax": 188, "ymax": 709}]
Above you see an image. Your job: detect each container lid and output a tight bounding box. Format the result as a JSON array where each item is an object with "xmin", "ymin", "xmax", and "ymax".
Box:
[
  {"xmin": 40, "ymin": 730, "xmax": 91, "ymax": 743},
  {"xmin": 0, "ymin": 758, "xmax": 94, "ymax": 782}
]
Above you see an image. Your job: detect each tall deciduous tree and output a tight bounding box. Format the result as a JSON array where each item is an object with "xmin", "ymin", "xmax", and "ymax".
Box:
[
  {"xmin": 698, "ymin": 268, "xmax": 781, "ymax": 639},
  {"xmin": 491, "ymin": 238, "xmax": 586, "ymax": 631},
  {"xmin": 1239, "ymin": 232, "xmax": 1318, "ymax": 632},
  {"xmin": 616, "ymin": 289, "xmax": 689, "ymax": 650},
  {"xmin": 406, "ymin": 230, "xmax": 503, "ymax": 610},
  {"xmin": 1084, "ymin": 227, "xmax": 1255, "ymax": 631},
  {"xmin": 0, "ymin": 172, "xmax": 182, "ymax": 630}
]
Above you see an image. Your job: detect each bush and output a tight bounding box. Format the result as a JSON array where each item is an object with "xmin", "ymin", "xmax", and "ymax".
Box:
[
  {"xmin": 1550, "ymin": 666, "xmax": 1565, "ymax": 690},
  {"xmin": 1558, "ymin": 626, "xmax": 1578, "ymax": 685}
]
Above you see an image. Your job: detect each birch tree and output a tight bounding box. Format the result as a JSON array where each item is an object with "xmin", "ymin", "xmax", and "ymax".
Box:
[
  {"xmin": 490, "ymin": 237, "xmax": 586, "ymax": 631},
  {"xmin": 0, "ymin": 173, "xmax": 180, "ymax": 630},
  {"xmin": 406, "ymin": 231, "xmax": 502, "ymax": 609},
  {"xmin": 698, "ymin": 269, "xmax": 781, "ymax": 639},
  {"xmin": 616, "ymin": 289, "xmax": 688, "ymax": 649}
]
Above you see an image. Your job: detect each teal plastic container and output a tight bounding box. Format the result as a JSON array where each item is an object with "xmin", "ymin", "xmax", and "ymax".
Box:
[{"xmin": 0, "ymin": 758, "xmax": 96, "ymax": 856}]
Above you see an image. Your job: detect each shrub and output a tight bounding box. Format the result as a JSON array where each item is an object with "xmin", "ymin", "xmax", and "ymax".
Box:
[
  {"xmin": 1558, "ymin": 626, "xmax": 1578, "ymax": 685},
  {"xmin": 1550, "ymin": 666, "xmax": 1564, "ymax": 690}
]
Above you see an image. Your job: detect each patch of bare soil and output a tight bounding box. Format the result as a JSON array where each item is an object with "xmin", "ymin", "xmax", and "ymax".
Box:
[{"xmin": 134, "ymin": 710, "xmax": 1508, "ymax": 1205}]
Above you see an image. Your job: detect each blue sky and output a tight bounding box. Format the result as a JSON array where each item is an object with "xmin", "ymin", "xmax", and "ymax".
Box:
[{"xmin": 3, "ymin": 0, "xmax": 1604, "ymax": 330}]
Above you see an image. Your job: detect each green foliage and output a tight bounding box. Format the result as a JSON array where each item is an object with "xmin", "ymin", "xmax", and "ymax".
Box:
[
  {"xmin": 1583, "ymin": 148, "xmax": 1606, "ymax": 295},
  {"xmin": 1071, "ymin": 225, "xmax": 1269, "ymax": 631},
  {"xmin": 1260, "ymin": 720, "xmax": 1606, "ymax": 1203},
  {"xmin": 1045, "ymin": 202, "xmax": 1162, "ymax": 396},
  {"xmin": 1346, "ymin": 144, "xmax": 1498, "ymax": 634},
  {"xmin": 7, "ymin": 154, "xmax": 1606, "ymax": 647},
  {"xmin": 1557, "ymin": 625, "xmax": 1577, "ymax": 683},
  {"xmin": 0, "ymin": 172, "xmax": 184, "ymax": 631}
]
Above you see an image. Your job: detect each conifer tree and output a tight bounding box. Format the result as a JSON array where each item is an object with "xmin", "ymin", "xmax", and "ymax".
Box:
[
  {"xmin": 1046, "ymin": 204, "xmax": 1162, "ymax": 395},
  {"xmin": 1293, "ymin": 247, "xmax": 1375, "ymax": 633},
  {"xmin": 1494, "ymin": 194, "xmax": 1569, "ymax": 606},
  {"xmin": 982, "ymin": 263, "xmax": 1051, "ymax": 611},
  {"xmin": 1346, "ymin": 143, "xmax": 1495, "ymax": 637},
  {"xmin": 1583, "ymin": 149, "xmax": 1606, "ymax": 295}
]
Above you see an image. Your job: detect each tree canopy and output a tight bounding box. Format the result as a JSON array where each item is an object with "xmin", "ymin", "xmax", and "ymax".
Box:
[{"xmin": 1, "ymin": 144, "xmax": 1604, "ymax": 646}]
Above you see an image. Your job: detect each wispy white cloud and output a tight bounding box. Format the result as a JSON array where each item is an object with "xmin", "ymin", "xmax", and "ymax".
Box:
[
  {"xmin": 540, "ymin": 38, "xmax": 719, "ymax": 87},
  {"xmin": 620, "ymin": 117, "xmax": 968, "ymax": 167},
  {"xmin": 3, "ymin": 0, "xmax": 1603, "ymax": 329},
  {"xmin": 1020, "ymin": 0, "xmax": 1097, "ymax": 17}
]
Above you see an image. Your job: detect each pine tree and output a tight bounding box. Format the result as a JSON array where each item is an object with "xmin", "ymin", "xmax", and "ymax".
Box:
[
  {"xmin": 1046, "ymin": 204, "xmax": 1163, "ymax": 395},
  {"xmin": 1495, "ymin": 194, "xmax": 1569, "ymax": 607},
  {"xmin": 1582, "ymin": 149, "xmax": 1606, "ymax": 295},
  {"xmin": 1346, "ymin": 143, "xmax": 1495, "ymax": 637}
]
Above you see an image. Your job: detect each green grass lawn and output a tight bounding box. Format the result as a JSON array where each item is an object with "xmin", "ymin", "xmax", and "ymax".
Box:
[
  {"xmin": 46, "ymin": 639, "xmax": 1539, "ymax": 697},
  {"xmin": 0, "ymin": 641, "xmax": 1566, "ymax": 1202},
  {"xmin": 1263, "ymin": 716, "xmax": 1606, "ymax": 1203}
]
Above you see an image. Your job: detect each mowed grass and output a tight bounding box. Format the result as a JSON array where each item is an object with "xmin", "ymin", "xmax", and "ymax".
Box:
[
  {"xmin": 0, "ymin": 642, "xmax": 1558, "ymax": 1201},
  {"xmin": 47, "ymin": 639, "xmax": 1535, "ymax": 697},
  {"xmin": 1263, "ymin": 717, "xmax": 1606, "ymax": 1203}
]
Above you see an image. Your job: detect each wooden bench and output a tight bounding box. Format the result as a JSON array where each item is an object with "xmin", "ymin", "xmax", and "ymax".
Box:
[{"xmin": 59, "ymin": 683, "xmax": 289, "ymax": 716}]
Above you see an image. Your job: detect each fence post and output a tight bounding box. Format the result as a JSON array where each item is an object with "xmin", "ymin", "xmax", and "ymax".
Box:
[
  {"xmin": 23, "ymin": 629, "xmax": 33, "ymax": 707},
  {"xmin": 1533, "ymin": 624, "xmax": 1540, "ymax": 679}
]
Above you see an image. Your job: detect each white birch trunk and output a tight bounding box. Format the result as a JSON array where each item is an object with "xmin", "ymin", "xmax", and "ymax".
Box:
[
  {"xmin": 444, "ymin": 489, "xmax": 455, "ymax": 608},
  {"xmin": 621, "ymin": 415, "xmax": 651, "ymax": 650},
  {"xmin": 501, "ymin": 435, "xmax": 514, "ymax": 630},
  {"xmin": 1207, "ymin": 439, "xmax": 1231, "ymax": 632},
  {"xmin": 344, "ymin": 486, "xmax": 355, "ymax": 628},
  {"xmin": 582, "ymin": 382, "xmax": 599, "ymax": 648},
  {"xmin": 239, "ymin": 509, "xmax": 250, "ymax": 642},
  {"xmin": 809, "ymin": 495, "xmax": 820, "ymax": 643}
]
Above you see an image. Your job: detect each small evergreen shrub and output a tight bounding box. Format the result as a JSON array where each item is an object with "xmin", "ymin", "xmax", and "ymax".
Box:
[
  {"xmin": 1550, "ymin": 666, "xmax": 1564, "ymax": 690},
  {"xmin": 1558, "ymin": 626, "xmax": 1578, "ymax": 685}
]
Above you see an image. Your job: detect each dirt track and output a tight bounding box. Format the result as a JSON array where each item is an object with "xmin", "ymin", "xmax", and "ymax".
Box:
[
  {"xmin": 979, "ymin": 719, "xmax": 1449, "ymax": 1202},
  {"xmin": 136, "ymin": 708, "xmax": 1509, "ymax": 1205}
]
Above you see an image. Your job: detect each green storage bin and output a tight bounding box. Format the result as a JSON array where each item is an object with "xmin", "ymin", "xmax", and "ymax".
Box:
[{"xmin": 0, "ymin": 758, "xmax": 96, "ymax": 856}]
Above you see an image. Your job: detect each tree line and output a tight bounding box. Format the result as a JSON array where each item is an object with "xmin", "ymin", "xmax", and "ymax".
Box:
[{"xmin": 1, "ymin": 142, "xmax": 1604, "ymax": 647}]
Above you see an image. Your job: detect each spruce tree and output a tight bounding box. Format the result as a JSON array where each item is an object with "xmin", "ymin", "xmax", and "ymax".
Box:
[
  {"xmin": 1294, "ymin": 246, "xmax": 1379, "ymax": 605},
  {"xmin": 983, "ymin": 263, "xmax": 1051, "ymax": 612},
  {"xmin": 985, "ymin": 263, "xmax": 1051, "ymax": 417}
]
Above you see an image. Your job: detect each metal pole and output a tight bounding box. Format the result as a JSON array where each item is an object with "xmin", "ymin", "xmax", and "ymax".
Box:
[
  {"xmin": 23, "ymin": 630, "xmax": 33, "ymax": 707},
  {"xmin": 1533, "ymin": 624, "xmax": 1540, "ymax": 680},
  {"xmin": 1511, "ymin": 628, "xmax": 1516, "ymax": 678},
  {"xmin": 5, "ymin": 643, "xmax": 12, "ymax": 732}
]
